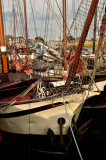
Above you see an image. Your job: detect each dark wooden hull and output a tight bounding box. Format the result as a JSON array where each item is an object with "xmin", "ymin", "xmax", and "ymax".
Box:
[
  {"xmin": 76, "ymin": 102, "xmax": 106, "ymax": 159},
  {"xmin": 0, "ymin": 72, "xmax": 61, "ymax": 98},
  {"xmin": 77, "ymin": 105, "xmax": 106, "ymax": 142}
]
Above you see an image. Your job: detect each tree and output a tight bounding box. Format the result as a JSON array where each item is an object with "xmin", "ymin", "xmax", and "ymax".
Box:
[
  {"xmin": 67, "ymin": 35, "xmax": 75, "ymax": 42},
  {"xmin": 35, "ymin": 36, "xmax": 44, "ymax": 42}
]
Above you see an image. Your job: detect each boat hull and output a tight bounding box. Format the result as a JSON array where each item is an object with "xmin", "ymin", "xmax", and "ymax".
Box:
[
  {"xmin": 77, "ymin": 104, "xmax": 106, "ymax": 142},
  {"xmin": 0, "ymin": 94, "xmax": 85, "ymax": 135}
]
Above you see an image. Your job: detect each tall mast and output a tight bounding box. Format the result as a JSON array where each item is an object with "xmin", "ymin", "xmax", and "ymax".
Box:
[
  {"xmin": 63, "ymin": 0, "xmax": 67, "ymax": 70},
  {"xmin": 93, "ymin": 7, "xmax": 97, "ymax": 54},
  {"xmin": 66, "ymin": 0, "xmax": 99, "ymax": 87},
  {"xmin": 0, "ymin": 0, "xmax": 5, "ymax": 50},
  {"xmin": 23, "ymin": 0, "xmax": 28, "ymax": 56},
  {"xmin": 0, "ymin": 0, "xmax": 8, "ymax": 73},
  {"xmin": 13, "ymin": 0, "xmax": 16, "ymax": 42}
]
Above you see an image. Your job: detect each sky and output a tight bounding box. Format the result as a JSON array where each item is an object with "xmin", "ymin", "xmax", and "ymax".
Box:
[{"xmin": 2, "ymin": 0, "xmax": 81, "ymax": 41}]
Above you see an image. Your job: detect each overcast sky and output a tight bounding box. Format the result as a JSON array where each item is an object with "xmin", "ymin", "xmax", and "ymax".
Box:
[{"xmin": 2, "ymin": 0, "xmax": 81, "ymax": 41}]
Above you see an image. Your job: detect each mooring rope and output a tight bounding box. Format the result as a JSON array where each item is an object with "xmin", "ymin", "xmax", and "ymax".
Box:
[{"xmin": 62, "ymin": 94, "xmax": 83, "ymax": 160}]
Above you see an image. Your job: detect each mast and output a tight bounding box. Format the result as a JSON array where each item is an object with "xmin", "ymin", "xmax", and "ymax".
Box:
[
  {"xmin": 0, "ymin": 0, "xmax": 8, "ymax": 73},
  {"xmin": 13, "ymin": 0, "xmax": 16, "ymax": 43},
  {"xmin": 93, "ymin": 7, "xmax": 97, "ymax": 54},
  {"xmin": 0, "ymin": 0, "xmax": 5, "ymax": 48},
  {"xmin": 63, "ymin": 0, "xmax": 67, "ymax": 70},
  {"xmin": 92, "ymin": 9, "xmax": 106, "ymax": 75},
  {"xmin": 66, "ymin": 0, "xmax": 99, "ymax": 87},
  {"xmin": 23, "ymin": 0, "xmax": 28, "ymax": 56}
]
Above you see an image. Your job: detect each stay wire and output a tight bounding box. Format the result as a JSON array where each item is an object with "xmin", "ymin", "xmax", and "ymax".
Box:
[
  {"xmin": 30, "ymin": 0, "xmax": 38, "ymax": 37},
  {"xmin": 1, "ymin": 0, "xmax": 6, "ymax": 35},
  {"xmin": 45, "ymin": 0, "xmax": 63, "ymax": 32},
  {"xmin": 15, "ymin": 0, "xmax": 25, "ymax": 37},
  {"xmin": 40, "ymin": 0, "xmax": 46, "ymax": 37},
  {"xmin": 62, "ymin": 94, "xmax": 83, "ymax": 160},
  {"xmin": 28, "ymin": 103, "xmax": 31, "ymax": 160},
  {"xmin": 44, "ymin": 1, "xmax": 49, "ymax": 42}
]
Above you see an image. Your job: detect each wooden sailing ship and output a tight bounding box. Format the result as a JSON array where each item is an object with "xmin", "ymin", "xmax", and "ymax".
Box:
[
  {"xmin": 75, "ymin": 5, "xmax": 106, "ymax": 159},
  {"xmin": 0, "ymin": 0, "xmax": 63, "ymax": 98}
]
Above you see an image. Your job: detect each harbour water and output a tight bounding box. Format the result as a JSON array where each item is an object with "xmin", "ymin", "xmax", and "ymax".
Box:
[{"xmin": 0, "ymin": 133, "xmax": 106, "ymax": 160}]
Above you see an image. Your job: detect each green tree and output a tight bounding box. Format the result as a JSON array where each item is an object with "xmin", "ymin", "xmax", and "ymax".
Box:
[
  {"xmin": 35, "ymin": 36, "xmax": 44, "ymax": 42},
  {"xmin": 67, "ymin": 35, "xmax": 75, "ymax": 42}
]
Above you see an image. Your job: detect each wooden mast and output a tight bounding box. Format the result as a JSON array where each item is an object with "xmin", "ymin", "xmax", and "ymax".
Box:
[
  {"xmin": 63, "ymin": 0, "xmax": 67, "ymax": 70},
  {"xmin": 93, "ymin": 7, "xmax": 97, "ymax": 54},
  {"xmin": 13, "ymin": 0, "xmax": 16, "ymax": 43},
  {"xmin": 0, "ymin": 0, "xmax": 5, "ymax": 48},
  {"xmin": 0, "ymin": 0, "xmax": 8, "ymax": 73},
  {"xmin": 66, "ymin": 0, "xmax": 99, "ymax": 87},
  {"xmin": 23, "ymin": 0, "xmax": 29, "ymax": 56},
  {"xmin": 23, "ymin": 0, "xmax": 32, "ymax": 79}
]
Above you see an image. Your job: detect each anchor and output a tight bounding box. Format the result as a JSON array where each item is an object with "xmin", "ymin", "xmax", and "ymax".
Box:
[
  {"xmin": 58, "ymin": 117, "xmax": 65, "ymax": 146},
  {"xmin": 47, "ymin": 116, "xmax": 91, "ymax": 149},
  {"xmin": 71, "ymin": 114, "xmax": 92, "ymax": 141},
  {"xmin": 47, "ymin": 117, "xmax": 67, "ymax": 148}
]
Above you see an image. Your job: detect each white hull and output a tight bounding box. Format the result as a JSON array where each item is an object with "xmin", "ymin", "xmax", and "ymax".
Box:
[
  {"xmin": 0, "ymin": 80, "xmax": 105, "ymax": 136},
  {"xmin": 0, "ymin": 93, "xmax": 86, "ymax": 135}
]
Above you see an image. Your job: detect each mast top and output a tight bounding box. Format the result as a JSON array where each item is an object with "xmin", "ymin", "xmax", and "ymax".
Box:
[{"xmin": 0, "ymin": 0, "xmax": 6, "ymax": 52}]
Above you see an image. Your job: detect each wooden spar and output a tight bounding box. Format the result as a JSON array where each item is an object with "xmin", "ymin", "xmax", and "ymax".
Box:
[
  {"xmin": 0, "ymin": 0, "xmax": 8, "ymax": 73},
  {"xmin": 23, "ymin": 0, "xmax": 29, "ymax": 56},
  {"xmin": 93, "ymin": 7, "xmax": 97, "ymax": 54},
  {"xmin": 0, "ymin": 0, "xmax": 5, "ymax": 50},
  {"xmin": 66, "ymin": 0, "xmax": 99, "ymax": 88},
  {"xmin": 63, "ymin": 0, "xmax": 67, "ymax": 70},
  {"xmin": 90, "ymin": 8, "xmax": 106, "ymax": 85},
  {"xmin": 95, "ymin": 10, "xmax": 106, "ymax": 56},
  {"xmin": 13, "ymin": 1, "xmax": 16, "ymax": 42}
]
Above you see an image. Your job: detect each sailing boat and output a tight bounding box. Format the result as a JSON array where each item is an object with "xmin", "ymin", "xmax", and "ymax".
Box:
[
  {"xmin": 0, "ymin": 0, "xmax": 105, "ymax": 157},
  {"xmin": 0, "ymin": 0, "xmax": 62, "ymax": 98},
  {"xmin": 0, "ymin": 0, "xmax": 39, "ymax": 92},
  {"xmin": 75, "ymin": 7, "xmax": 106, "ymax": 159}
]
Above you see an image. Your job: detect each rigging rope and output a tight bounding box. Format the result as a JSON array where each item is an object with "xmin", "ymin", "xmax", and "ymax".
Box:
[
  {"xmin": 68, "ymin": 0, "xmax": 106, "ymax": 40},
  {"xmin": 62, "ymin": 94, "xmax": 83, "ymax": 160},
  {"xmin": 44, "ymin": 0, "xmax": 50, "ymax": 42},
  {"xmin": 30, "ymin": 0, "xmax": 38, "ymax": 37},
  {"xmin": 15, "ymin": 0, "xmax": 25, "ymax": 37},
  {"xmin": 49, "ymin": 0, "xmax": 54, "ymax": 40},
  {"xmin": 1, "ymin": 82, "xmax": 36, "ymax": 110},
  {"xmin": 1, "ymin": 0, "xmax": 6, "ymax": 35},
  {"xmin": 8, "ymin": 0, "xmax": 13, "ymax": 35},
  {"xmin": 45, "ymin": 0, "xmax": 63, "ymax": 32},
  {"xmin": 40, "ymin": 0, "xmax": 46, "ymax": 37}
]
